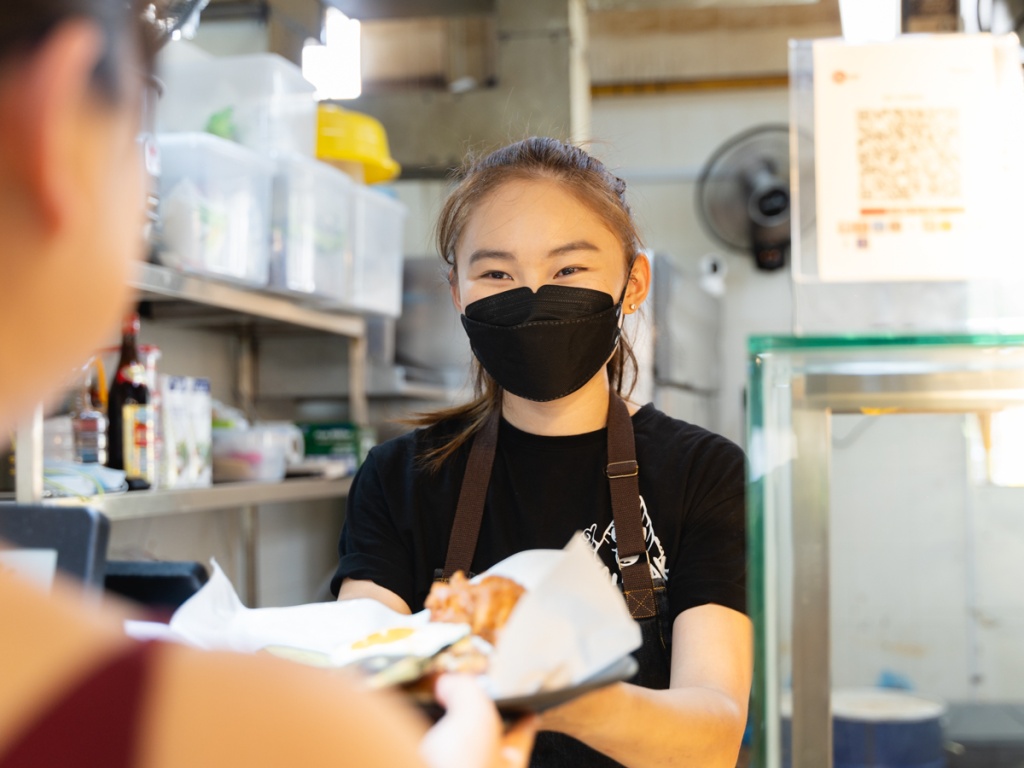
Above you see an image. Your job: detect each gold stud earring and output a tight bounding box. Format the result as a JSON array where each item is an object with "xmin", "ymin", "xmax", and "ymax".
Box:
[{"xmin": 629, "ymin": 303, "xmax": 637, "ymax": 311}]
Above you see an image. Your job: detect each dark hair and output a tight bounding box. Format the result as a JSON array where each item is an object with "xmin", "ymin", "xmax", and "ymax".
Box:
[
  {"xmin": 411, "ymin": 137, "xmax": 646, "ymax": 471},
  {"xmin": 0, "ymin": 0, "xmax": 158, "ymax": 103}
]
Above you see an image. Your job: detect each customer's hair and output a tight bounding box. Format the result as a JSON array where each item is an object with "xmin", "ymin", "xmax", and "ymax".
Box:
[
  {"xmin": 0, "ymin": 0, "xmax": 158, "ymax": 102},
  {"xmin": 411, "ymin": 136, "xmax": 646, "ymax": 471}
]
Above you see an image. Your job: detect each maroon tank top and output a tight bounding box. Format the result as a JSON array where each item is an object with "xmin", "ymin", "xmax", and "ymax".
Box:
[{"xmin": 0, "ymin": 641, "xmax": 159, "ymax": 768}]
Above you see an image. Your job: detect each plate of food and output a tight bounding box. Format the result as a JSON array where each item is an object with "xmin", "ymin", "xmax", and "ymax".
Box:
[
  {"xmin": 366, "ymin": 571, "xmax": 639, "ymax": 719},
  {"xmin": 168, "ymin": 535, "xmax": 644, "ymax": 719}
]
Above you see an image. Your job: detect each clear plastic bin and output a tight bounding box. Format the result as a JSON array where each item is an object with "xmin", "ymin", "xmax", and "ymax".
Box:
[
  {"xmin": 351, "ymin": 186, "xmax": 407, "ymax": 317},
  {"xmin": 157, "ymin": 52, "xmax": 317, "ymax": 157},
  {"xmin": 270, "ymin": 153, "xmax": 356, "ymax": 306},
  {"xmin": 211, "ymin": 427, "xmax": 286, "ymax": 483},
  {"xmin": 157, "ymin": 133, "xmax": 274, "ymax": 286}
]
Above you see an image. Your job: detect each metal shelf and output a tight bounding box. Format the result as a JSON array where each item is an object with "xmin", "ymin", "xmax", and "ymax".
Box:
[
  {"xmin": 133, "ymin": 263, "xmax": 366, "ymax": 338},
  {"xmin": 375, "ymin": 380, "xmax": 459, "ymax": 400},
  {"xmin": 15, "ymin": 264, "xmax": 370, "ymax": 507},
  {"xmin": 11, "ymin": 259, "xmax": 371, "ymax": 608},
  {"xmin": 798, "ymin": 369, "xmax": 1024, "ymax": 413},
  {"xmin": 45, "ymin": 477, "xmax": 353, "ymax": 521}
]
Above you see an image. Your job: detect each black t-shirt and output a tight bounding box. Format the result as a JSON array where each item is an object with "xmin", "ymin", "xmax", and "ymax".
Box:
[{"xmin": 332, "ymin": 403, "xmax": 747, "ymax": 623}]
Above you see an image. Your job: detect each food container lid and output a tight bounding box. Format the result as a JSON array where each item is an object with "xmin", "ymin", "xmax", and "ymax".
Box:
[{"xmin": 316, "ymin": 104, "xmax": 401, "ymax": 184}]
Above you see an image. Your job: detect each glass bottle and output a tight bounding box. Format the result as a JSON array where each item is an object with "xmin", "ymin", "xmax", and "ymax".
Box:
[
  {"xmin": 71, "ymin": 383, "xmax": 107, "ymax": 465},
  {"xmin": 106, "ymin": 312, "xmax": 154, "ymax": 490}
]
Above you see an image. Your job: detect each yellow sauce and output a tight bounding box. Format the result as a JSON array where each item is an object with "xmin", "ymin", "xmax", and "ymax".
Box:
[{"xmin": 351, "ymin": 626, "xmax": 415, "ymax": 649}]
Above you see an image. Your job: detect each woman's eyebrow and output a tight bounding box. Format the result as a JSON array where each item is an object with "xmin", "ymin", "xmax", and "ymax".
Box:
[
  {"xmin": 549, "ymin": 240, "xmax": 599, "ymax": 256},
  {"xmin": 468, "ymin": 249, "xmax": 515, "ymax": 265},
  {"xmin": 467, "ymin": 240, "xmax": 598, "ymax": 265}
]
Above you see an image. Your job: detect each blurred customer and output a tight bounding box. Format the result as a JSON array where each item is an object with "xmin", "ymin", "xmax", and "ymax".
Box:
[{"xmin": 0, "ymin": 2, "xmax": 533, "ymax": 765}]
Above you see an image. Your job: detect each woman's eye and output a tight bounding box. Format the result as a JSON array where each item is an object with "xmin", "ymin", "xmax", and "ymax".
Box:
[
  {"xmin": 556, "ymin": 266, "xmax": 584, "ymax": 277},
  {"xmin": 480, "ymin": 270, "xmax": 511, "ymax": 280}
]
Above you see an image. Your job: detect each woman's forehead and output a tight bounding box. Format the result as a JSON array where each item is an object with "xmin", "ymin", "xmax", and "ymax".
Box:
[{"xmin": 462, "ymin": 179, "xmax": 615, "ymax": 242}]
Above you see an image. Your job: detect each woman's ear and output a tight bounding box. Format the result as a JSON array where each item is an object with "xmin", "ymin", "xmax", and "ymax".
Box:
[
  {"xmin": 624, "ymin": 252, "xmax": 652, "ymax": 313},
  {"xmin": 2, "ymin": 21, "xmax": 104, "ymax": 234},
  {"xmin": 448, "ymin": 267, "xmax": 464, "ymax": 314}
]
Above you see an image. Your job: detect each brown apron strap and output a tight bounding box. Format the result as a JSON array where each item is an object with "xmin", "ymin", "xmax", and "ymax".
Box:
[
  {"xmin": 439, "ymin": 407, "xmax": 500, "ymax": 581},
  {"xmin": 606, "ymin": 394, "xmax": 657, "ymax": 620},
  {"xmin": 438, "ymin": 395, "xmax": 658, "ymax": 621}
]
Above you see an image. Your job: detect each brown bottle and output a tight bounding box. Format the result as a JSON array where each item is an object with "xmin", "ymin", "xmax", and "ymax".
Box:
[{"xmin": 106, "ymin": 313, "xmax": 153, "ymax": 490}]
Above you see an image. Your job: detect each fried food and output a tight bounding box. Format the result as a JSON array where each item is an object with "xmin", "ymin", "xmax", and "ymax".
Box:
[
  {"xmin": 429, "ymin": 635, "xmax": 492, "ymax": 676},
  {"xmin": 425, "ymin": 571, "xmax": 525, "ymax": 645},
  {"xmin": 403, "ymin": 573, "xmax": 525, "ymax": 696}
]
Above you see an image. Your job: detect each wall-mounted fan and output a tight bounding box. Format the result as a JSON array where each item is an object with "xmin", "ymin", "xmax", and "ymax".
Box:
[{"xmin": 696, "ymin": 123, "xmax": 792, "ymax": 272}]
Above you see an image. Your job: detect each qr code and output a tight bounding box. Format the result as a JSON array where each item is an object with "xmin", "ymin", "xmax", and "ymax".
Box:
[{"xmin": 856, "ymin": 108, "xmax": 962, "ymax": 202}]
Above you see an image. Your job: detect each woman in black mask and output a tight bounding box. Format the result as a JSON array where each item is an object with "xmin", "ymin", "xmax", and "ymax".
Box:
[{"xmin": 334, "ymin": 137, "xmax": 752, "ymax": 768}]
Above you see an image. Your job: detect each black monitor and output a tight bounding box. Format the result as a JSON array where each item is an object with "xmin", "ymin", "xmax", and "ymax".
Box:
[{"xmin": 0, "ymin": 504, "xmax": 109, "ymax": 588}]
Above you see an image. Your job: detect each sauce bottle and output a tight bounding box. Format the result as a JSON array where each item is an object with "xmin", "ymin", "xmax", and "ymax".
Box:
[{"xmin": 106, "ymin": 313, "xmax": 154, "ymax": 490}]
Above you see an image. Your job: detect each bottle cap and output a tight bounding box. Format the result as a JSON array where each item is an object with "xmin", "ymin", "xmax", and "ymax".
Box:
[{"xmin": 122, "ymin": 312, "xmax": 140, "ymax": 336}]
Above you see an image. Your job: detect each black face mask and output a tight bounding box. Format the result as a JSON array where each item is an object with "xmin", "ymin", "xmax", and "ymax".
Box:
[{"xmin": 460, "ymin": 284, "xmax": 623, "ymax": 402}]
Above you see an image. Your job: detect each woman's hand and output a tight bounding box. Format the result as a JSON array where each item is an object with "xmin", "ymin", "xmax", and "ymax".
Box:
[{"xmin": 420, "ymin": 675, "xmax": 538, "ymax": 768}]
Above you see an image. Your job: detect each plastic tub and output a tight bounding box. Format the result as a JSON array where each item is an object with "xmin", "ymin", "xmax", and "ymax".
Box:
[
  {"xmin": 211, "ymin": 428, "xmax": 286, "ymax": 483},
  {"xmin": 351, "ymin": 186, "xmax": 407, "ymax": 317},
  {"xmin": 270, "ymin": 152, "xmax": 356, "ymax": 305},
  {"xmin": 157, "ymin": 133, "xmax": 274, "ymax": 286},
  {"xmin": 780, "ymin": 688, "xmax": 947, "ymax": 768},
  {"xmin": 157, "ymin": 51, "xmax": 317, "ymax": 157}
]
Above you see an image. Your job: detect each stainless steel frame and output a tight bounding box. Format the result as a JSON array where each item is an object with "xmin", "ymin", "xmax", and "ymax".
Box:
[
  {"xmin": 778, "ymin": 360, "xmax": 1024, "ymax": 768},
  {"xmin": 790, "ymin": 403, "xmax": 832, "ymax": 768}
]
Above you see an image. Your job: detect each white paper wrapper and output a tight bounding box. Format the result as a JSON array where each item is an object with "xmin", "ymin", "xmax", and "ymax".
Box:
[
  {"xmin": 486, "ymin": 534, "xmax": 642, "ymax": 696},
  {"xmin": 148, "ymin": 532, "xmax": 642, "ymax": 698}
]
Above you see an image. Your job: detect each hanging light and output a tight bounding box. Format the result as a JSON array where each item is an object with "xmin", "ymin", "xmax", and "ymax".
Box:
[
  {"xmin": 302, "ymin": 7, "xmax": 361, "ymax": 100},
  {"xmin": 839, "ymin": 0, "xmax": 902, "ymax": 43}
]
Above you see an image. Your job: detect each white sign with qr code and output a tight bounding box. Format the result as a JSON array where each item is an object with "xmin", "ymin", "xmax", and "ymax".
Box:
[{"xmin": 812, "ymin": 35, "xmax": 1024, "ymax": 282}]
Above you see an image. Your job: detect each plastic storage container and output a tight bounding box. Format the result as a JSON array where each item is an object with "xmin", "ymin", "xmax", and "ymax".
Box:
[
  {"xmin": 157, "ymin": 133, "xmax": 274, "ymax": 286},
  {"xmin": 270, "ymin": 153, "xmax": 356, "ymax": 305},
  {"xmin": 211, "ymin": 428, "xmax": 286, "ymax": 483},
  {"xmin": 157, "ymin": 50, "xmax": 317, "ymax": 157},
  {"xmin": 351, "ymin": 186, "xmax": 407, "ymax": 317}
]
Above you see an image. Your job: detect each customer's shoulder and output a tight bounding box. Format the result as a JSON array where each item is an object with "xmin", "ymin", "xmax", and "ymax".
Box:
[{"xmin": 148, "ymin": 644, "xmax": 427, "ymax": 767}]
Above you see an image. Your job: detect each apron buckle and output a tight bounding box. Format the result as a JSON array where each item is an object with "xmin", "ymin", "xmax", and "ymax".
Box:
[{"xmin": 606, "ymin": 459, "xmax": 638, "ymax": 479}]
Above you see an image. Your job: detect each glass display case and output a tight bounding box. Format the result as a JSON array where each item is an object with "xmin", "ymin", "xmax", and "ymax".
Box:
[{"xmin": 747, "ymin": 334, "xmax": 1024, "ymax": 768}]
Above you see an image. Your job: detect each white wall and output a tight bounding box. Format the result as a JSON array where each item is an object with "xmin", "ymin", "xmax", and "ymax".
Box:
[
  {"xmin": 826, "ymin": 413, "xmax": 1024, "ymax": 702},
  {"xmin": 828, "ymin": 414, "xmax": 973, "ymax": 699},
  {"xmin": 590, "ymin": 88, "xmax": 794, "ymax": 446},
  {"xmin": 190, "ymin": 19, "xmax": 269, "ymax": 57}
]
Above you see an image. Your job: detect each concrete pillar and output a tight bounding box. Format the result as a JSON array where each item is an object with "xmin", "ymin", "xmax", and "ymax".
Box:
[{"xmin": 349, "ymin": 0, "xmax": 591, "ymax": 176}]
